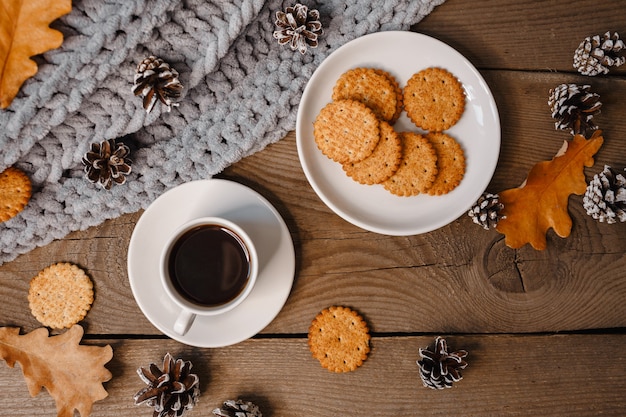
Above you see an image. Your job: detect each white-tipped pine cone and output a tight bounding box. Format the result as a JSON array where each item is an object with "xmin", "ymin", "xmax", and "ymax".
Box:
[
  {"xmin": 213, "ymin": 399, "xmax": 262, "ymax": 417},
  {"xmin": 468, "ymin": 192, "xmax": 505, "ymax": 230},
  {"xmin": 548, "ymin": 84, "xmax": 601, "ymax": 136},
  {"xmin": 583, "ymin": 165, "xmax": 626, "ymax": 224},
  {"xmin": 132, "ymin": 56, "xmax": 183, "ymax": 113},
  {"xmin": 82, "ymin": 139, "xmax": 131, "ymax": 190},
  {"xmin": 273, "ymin": 3, "xmax": 322, "ymax": 54},
  {"xmin": 134, "ymin": 353, "xmax": 200, "ymax": 417},
  {"xmin": 574, "ymin": 31, "xmax": 625, "ymax": 76},
  {"xmin": 417, "ymin": 336, "xmax": 468, "ymax": 390}
]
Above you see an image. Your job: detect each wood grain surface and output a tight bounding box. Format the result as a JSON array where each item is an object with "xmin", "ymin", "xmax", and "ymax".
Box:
[{"xmin": 1, "ymin": 0, "xmax": 625, "ymax": 416}]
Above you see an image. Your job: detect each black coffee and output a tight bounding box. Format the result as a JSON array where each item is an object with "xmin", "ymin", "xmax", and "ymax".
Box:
[{"xmin": 168, "ymin": 224, "xmax": 251, "ymax": 306}]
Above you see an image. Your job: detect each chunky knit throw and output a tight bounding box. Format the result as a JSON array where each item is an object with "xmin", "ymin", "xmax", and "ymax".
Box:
[{"xmin": 0, "ymin": 0, "xmax": 445, "ymax": 265}]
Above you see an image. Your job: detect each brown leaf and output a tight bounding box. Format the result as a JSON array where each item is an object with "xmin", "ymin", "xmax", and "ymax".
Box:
[
  {"xmin": 0, "ymin": 325, "xmax": 113, "ymax": 417},
  {"xmin": 496, "ymin": 130, "xmax": 604, "ymax": 250},
  {"xmin": 0, "ymin": 0, "xmax": 72, "ymax": 109}
]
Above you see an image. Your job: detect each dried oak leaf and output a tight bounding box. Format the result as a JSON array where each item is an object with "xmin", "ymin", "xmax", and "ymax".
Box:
[
  {"xmin": 0, "ymin": 325, "xmax": 113, "ymax": 417},
  {"xmin": 0, "ymin": 0, "xmax": 72, "ymax": 109},
  {"xmin": 496, "ymin": 130, "xmax": 604, "ymax": 250}
]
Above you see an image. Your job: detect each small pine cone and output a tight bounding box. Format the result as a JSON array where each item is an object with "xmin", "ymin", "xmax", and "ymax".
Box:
[
  {"xmin": 468, "ymin": 192, "xmax": 505, "ymax": 230},
  {"xmin": 132, "ymin": 56, "xmax": 183, "ymax": 113},
  {"xmin": 213, "ymin": 399, "xmax": 262, "ymax": 417},
  {"xmin": 574, "ymin": 31, "xmax": 626, "ymax": 76},
  {"xmin": 417, "ymin": 336, "xmax": 468, "ymax": 390},
  {"xmin": 583, "ymin": 165, "xmax": 626, "ymax": 224},
  {"xmin": 548, "ymin": 83, "xmax": 601, "ymax": 136},
  {"xmin": 82, "ymin": 139, "xmax": 131, "ymax": 190},
  {"xmin": 273, "ymin": 3, "xmax": 322, "ymax": 54},
  {"xmin": 134, "ymin": 353, "xmax": 200, "ymax": 417}
]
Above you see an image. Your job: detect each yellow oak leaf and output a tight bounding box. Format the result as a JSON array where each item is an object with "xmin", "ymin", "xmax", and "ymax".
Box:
[
  {"xmin": 0, "ymin": 325, "xmax": 113, "ymax": 417},
  {"xmin": 0, "ymin": 0, "xmax": 72, "ymax": 109},
  {"xmin": 496, "ymin": 130, "xmax": 604, "ymax": 250}
]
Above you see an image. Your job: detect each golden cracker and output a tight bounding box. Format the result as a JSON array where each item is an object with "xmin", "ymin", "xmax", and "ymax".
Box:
[
  {"xmin": 28, "ymin": 262, "xmax": 94, "ymax": 329},
  {"xmin": 403, "ymin": 67, "xmax": 465, "ymax": 131},
  {"xmin": 342, "ymin": 120, "xmax": 402, "ymax": 185},
  {"xmin": 332, "ymin": 67, "xmax": 403, "ymax": 123},
  {"xmin": 313, "ymin": 99, "xmax": 380, "ymax": 164},
  {"xmin": 425, "ymin": 132, "xmax": 466, "ymax": 195},
  {"xmin": 0, "ymin": 166, "xmax": 32, "ymax": 223},
  {"xmin": 383, "ymin": 132, "xmax": 438, "ymax": 196},
  {"xmin": 308, "ymin": 306, "xmax": 371, "ymax": 373}
]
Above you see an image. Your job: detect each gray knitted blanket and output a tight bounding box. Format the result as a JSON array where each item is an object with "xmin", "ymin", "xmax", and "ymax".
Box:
[{"xmin": 0, "ymin": 0, "xmax": 445, "ymax": 265}]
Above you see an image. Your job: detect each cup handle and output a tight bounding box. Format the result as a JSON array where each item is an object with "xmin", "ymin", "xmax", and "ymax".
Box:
[{"xmin": 173, "ymin": 309, "xmax": 196, "ymax": 336}]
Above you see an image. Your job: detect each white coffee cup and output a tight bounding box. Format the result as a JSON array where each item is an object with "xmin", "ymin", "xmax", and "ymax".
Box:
[{"xmin": 160, "ymin": 216, "xmax": 258, "ymax": 335}]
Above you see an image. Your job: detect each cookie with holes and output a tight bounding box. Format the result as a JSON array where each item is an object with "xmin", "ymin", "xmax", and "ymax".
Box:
[
  {"xmin": 308, "ymin": 306, "xmax": 371, "ymax": 373},
  {"xmin": 425, "ymin": 132, "xmax": 466, "ymax": 195},
  {"xmin": 0, "ymin": 166, "xmax": 31, "ymax": 223},
  {"xmin": 313, "ymin": 99, "xmax": 381, "ymax": 164},
  {"xmin": 342, "ymin": 120, "xmax": 402, "ymax": 185},
  {"xmin": 383, "ymin": 131, "xmax": 438, "ymax": 196},
  {"xmin": 332, "ymin": 67, "xmax": 403, "ymax": 123},
  {"xmin": 403, "ymin": 67, "xmax": 465, "ymax": 131}
]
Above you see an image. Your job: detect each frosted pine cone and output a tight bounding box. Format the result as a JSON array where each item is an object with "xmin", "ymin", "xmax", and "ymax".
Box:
[
  {"xmin": 82, "ymin": 139, "xmax": 131, "ymax": 190},
  {"xmin": 417, "ymin": 336, "xmax": 468, "ymax": 390},
  {"xmin": 132, "ymin": 56, "xmax": 183, "ymax": 113},
  {"xmin": 583, "ymin": 165, "xmax": 626, "ymax": 224},
  {"xmin": 273, "ymin": 4, "xmax": 322, "ymax": 54},
  {"xmin": 468, "ymin": 192, "xmax": 505, "ymax": 230},
  {"xmin": 574, "ymin": 31, "xmax": 625, "ymax": 76},
  {"xmin": 213, "ymin": 399, "xmax": 262, "ymax": 417},
  {"xmin": 548, "ymin": 84, "xmax": 601, "ymax": 136},
  {"xmin": 134, "ymin": 353, "xmax": 200, "ymax": 417}
]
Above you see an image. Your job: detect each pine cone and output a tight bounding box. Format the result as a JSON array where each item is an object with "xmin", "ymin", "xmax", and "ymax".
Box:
[
  {"xmin": 273, "ymin": 3, "xmax": 322, "ymax": 54},
  {"xmin": 417, "ymin": 336, "xmax": 468, "ymax": 390},
  {"xmin": 213, "ymin": 399, "xmax": 262, "ymax": 417},
  {"xmin": 583, "ymin": 165, "xmax": 626, "ymax": 224},
  {"xmin": 548, "ymin": 83, "xmax": 601, "ymax": 136},
  {"xmin": 134, "ymin": 353, "xmax": 200, "ymax": 417},
  {"xmin": 132, "ymin": 56, "xmax": 183, "ymax": 113},
  {"xmin": 82, "ymin": 139, "xmax": 131, "ymax": 190},
  {"xmin": 468, "ymin": 192, "xmax": 505, "ymax": 230},
  {"xmin": 574, "ymin": 31, "xmax": 625, "ymax": 76}
]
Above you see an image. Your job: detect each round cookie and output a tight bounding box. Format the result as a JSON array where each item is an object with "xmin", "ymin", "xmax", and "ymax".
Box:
[
  {"xmin": 383, "ymin": 132, "xmax": 438, "ymax": 196},
  {"xmin": 425, "ymin": 132, "xmax": 466, "ymax": 195},
  {"xmin": 308, "ymin": 306, "xmax": 371, "ymax": 373},
  {"xmin": 28, "ymin": 263, "xmax": 94, "ymax": 329},
  {"xmin": 342, "ymin": 120, "xmax": 402, "ymax": 185},
  {"xmin": 313, "ymin": 99, "xmax": 380, "ymax": 164},
  {"xmin": 332, "ymin": 67, "xmax": 403, "ymax": 123},
  {"xmin": 0, "ymin": 166, "xmax": 32, "ymax": 223},
  {"xmin": 403, "ymin": 67, "xmax": 465, "ymax": 131}
]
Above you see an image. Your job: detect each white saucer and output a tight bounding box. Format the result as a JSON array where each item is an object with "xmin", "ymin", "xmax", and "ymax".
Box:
[{"xmin": 127, "ymin": 179, "xmax": 295, "ymax": 347}]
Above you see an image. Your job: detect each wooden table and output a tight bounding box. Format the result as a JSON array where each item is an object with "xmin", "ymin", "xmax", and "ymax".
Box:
[{"xmin": 1, "ymin": 1, "xmax": 626, "ymax": 415}]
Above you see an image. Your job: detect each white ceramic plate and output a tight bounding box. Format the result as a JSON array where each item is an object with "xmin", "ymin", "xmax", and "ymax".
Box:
[
  {"xmin": 127, "ymin": 179, "xmax": 295, "ymax": 348},
  {"xmin": 296, "ymin": 31, "xmax": 501, "ymax": 235}
]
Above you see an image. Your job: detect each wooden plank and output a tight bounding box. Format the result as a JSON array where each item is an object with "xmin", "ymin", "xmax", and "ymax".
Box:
[
  {"xmin": 0, "ymin": 334, "xmax": 623, "ymax": 416},
  {"xmin": 418, "ymin": 0, "xmax": 626, "ymax": 74}
]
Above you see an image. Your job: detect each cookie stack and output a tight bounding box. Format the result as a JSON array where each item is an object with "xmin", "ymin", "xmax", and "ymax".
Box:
[{"xmin": 313, "ymin": 66, "xmax": 466, "ymax": 197}]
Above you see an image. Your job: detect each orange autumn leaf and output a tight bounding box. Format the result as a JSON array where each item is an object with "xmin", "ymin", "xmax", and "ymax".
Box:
[
  {"xmin": 0, "ymin": 325, "xmax": 112, "ymax": 417},
  {"xmin": 0, "ymin": 0, "xmax": 72, "ymax": 109},
  {"xmin": 496, "ymin": 130, "xmax": 604, "ymax": 250}
]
